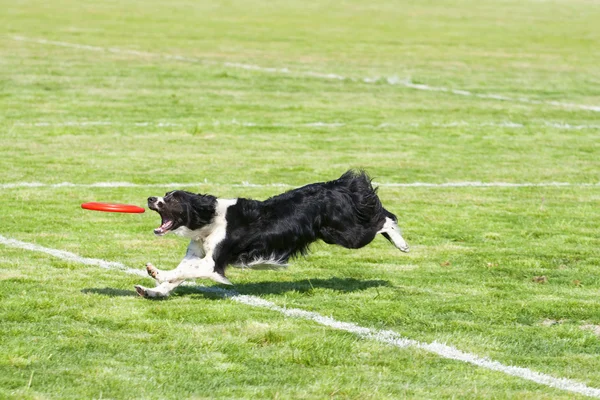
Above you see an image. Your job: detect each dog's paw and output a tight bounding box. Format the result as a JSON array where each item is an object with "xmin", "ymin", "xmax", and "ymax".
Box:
[
  {"xmin": 146, "ymin": 263, "xmax": 163, "ymax": 282},
  {"xmin": 134, "ymin": 285, "xmax": 148, "ymax": 297},
  {"xmin": 135, "ymin": 285, "xmax": 168, "ymax": 299}
]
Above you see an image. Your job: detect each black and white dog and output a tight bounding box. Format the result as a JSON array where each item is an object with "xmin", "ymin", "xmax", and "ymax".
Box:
[{"xmin": 135, "ymin": 170, "xmax": 409, "ymax": 298}]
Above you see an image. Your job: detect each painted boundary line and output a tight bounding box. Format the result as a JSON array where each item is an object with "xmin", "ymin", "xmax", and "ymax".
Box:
[
  {"xmin": 12, "ymin": 120, "xmax": 600, "ymax": 130},
  {"xmin": 1, "ymin": 233, "xmax": 600, "ymax": 397},
  {"xmin": 0, "ymin": 235, "xmax": 147, "ymax": 278},
  {"xmin": 2, "ymin": 181, "xmax": 600, "ymax": 190},
  {"xmin": 10, "ymin": 35, "xmax": 600, "ymax": 113}
]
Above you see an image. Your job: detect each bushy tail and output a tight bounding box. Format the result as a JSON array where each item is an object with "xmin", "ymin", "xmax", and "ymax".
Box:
[{"xmin": 337, "ymin": 170, "xmax": 383, "ymax": 224}]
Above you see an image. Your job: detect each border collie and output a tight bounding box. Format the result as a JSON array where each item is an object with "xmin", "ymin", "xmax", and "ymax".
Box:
[{"xmin": 135, "ymin": 170, "xmax": 409, "ymax": 298}]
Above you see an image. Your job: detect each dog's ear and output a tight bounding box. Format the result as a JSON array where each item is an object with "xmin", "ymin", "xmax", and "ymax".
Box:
[
  {"xmin": 185, "ymin": 194, "xmax": 217, "ymax": 228},
  {"xmin": 211, "ymin": 272, "xmax": 232, "ymax": 285}
]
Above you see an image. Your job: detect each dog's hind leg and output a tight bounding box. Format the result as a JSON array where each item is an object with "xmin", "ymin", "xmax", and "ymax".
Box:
[{"xmin": 378, "ymin": 215, "xmax": 409, "ymax": 253}]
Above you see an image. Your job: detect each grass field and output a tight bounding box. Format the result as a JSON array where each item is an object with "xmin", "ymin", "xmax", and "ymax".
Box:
[{"xmin": 2, "ymin": 0, "xmax": 600, "ymax": 398}]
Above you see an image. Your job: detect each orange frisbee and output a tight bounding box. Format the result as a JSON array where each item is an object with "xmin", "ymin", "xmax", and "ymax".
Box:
[{"xmin": 81, "ymin": 202, "xmax": 145, "ymax": 213}]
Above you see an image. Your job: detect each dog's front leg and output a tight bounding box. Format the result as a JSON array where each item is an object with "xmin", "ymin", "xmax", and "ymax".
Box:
[
  {"xmin": 144, "ymin": 259, "xmax": 231, "ymax": 288},
  {"xmin": 162, "ymin": 257, "xmax": 231, "ymax": 285},
  {"xmin": 135, "ymin": 280, "xmax": 184, "ymax": 298},
  {"xmin": 135, "ymin": 257, "xmax": 231, "ymax": 297},
  {"xmin": 136, "ymin": 240, "xmax": 204, "ymax": 297},
  {"xmin": 144, "ymin": 240, "xmax": 205, "ymax": 283},
  {"xmin": 136, "ymin": 257, "xmax": 200, "ymax": 298},
  {"xmin": 137, "ymin": 236, "xmax": 231, "ymax": 298}
]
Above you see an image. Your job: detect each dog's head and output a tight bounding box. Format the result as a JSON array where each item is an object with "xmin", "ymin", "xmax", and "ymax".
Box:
[{"xmin": 147, "ymin": 190, "xmax": 217, "ymax": 236}]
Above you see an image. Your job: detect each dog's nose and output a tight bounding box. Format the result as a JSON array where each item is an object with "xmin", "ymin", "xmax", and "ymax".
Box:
[{"xmin": 148, "ymin": 197, "xmax": 157, "ymax": 203}]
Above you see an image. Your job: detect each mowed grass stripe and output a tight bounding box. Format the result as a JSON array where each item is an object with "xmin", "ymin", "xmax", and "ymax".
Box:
[
  {"xmin": 10, "ymin": 35, "xmax": 600, "ymax": 113},
  {"xmin": 3, "ymin": 181, "xmax": 600, "ymax": 190},
  {"xmin": 2, "ymin": 121, "xmax": 599, "ymax": 184},
  {"xmin": 2, "ymin": 233, "xmax": 600, "ymax": 398},
  {"xmin": 11, "ymin": 120, "xmax": 600, "ymax": 130}
]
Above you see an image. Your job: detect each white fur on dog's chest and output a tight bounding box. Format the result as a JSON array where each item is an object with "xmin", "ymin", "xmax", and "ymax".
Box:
[{"xmin": 172, "ymin": 226, "xmax": 210, "ymax": 241}]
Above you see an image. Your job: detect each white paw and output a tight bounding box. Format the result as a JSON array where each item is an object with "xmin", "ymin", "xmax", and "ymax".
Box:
[{"xmin": 146, "ymin": 263, "xmax": 165, "ymax": 283}]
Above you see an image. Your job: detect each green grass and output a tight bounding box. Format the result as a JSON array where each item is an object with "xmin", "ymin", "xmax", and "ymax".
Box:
[{"xmin": 1, "ymin": 0, "xmax": 600, "ymax": 398}]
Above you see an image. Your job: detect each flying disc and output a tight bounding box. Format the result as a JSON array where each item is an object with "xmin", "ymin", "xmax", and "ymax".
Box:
[{"xmin": 81, "ymin": 202, "xmax": 145, "ymax": 214}]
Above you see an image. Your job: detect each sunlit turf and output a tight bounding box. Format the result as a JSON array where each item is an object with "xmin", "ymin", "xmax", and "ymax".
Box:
[{"xmin": 1, "ymin": 0, "xmax": 600, "ymax": 398}]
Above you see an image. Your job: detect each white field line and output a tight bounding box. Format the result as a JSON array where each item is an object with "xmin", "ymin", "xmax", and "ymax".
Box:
[
  {"xmin": 11, "ymin": 35, "xmax": 600, "ymax": 113},
  {"xmin": 2, "ymin": 181, "xmax": 600, "ymax": 190},
  {"xmin": 12, "ymin": 120, "xmax": 600, "ymax": 130},
  {"xmin": 13, "ymin": 120, "xmax": 343, "ymax": 128},
  {"xmin": 392, "ymin": 78, "xmax": 600, "ymax": 113},
  {"xmin": 0, "ymin": 234, "xmax": 146, "ymax": 277},
  {"xmin": 1, "ymin": 233, "xmax": 600, "ymax": 398}
]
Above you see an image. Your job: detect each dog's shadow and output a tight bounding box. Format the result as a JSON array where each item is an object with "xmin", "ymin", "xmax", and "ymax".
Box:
[
  {"xmin": 81, "ymin": 287, "xmax": 138, "ymax": 297},
  {"xmin": 236, "ymin": 277, "xmax": 388, "ymax": 295},
  {"xmin": 82, "ymin": 277, "xmax": 390, "ymax": 299}
]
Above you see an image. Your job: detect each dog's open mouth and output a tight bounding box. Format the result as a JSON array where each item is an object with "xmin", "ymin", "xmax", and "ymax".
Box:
[
  {"xmin": 148, "ymin": 199, "xmax": 177, "ymax": 236},
  {"xmin": 154, "ymin": 218, "xmax": 174, "ymax": 235}
]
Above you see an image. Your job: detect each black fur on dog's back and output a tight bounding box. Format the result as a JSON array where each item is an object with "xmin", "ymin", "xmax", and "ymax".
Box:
[{"xmin": 214, "ymin": 170, "xmax": 393, "ymax": 274}]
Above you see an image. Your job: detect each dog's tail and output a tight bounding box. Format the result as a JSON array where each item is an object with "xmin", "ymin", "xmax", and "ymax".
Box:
[{"xmin": 336, "ymin": 169, "xmax": 383, "ymax": 224}]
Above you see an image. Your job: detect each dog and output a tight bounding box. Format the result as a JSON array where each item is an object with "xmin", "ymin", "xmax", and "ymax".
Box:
[{"xmin": 134, "ymin": 170, "xmax": 409, "ymax": 298}]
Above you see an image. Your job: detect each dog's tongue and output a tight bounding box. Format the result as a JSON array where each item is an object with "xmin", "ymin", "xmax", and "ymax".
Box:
[{"xmin": 154, "ymin": 220, "xmax": 173, "ymax": 235}]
